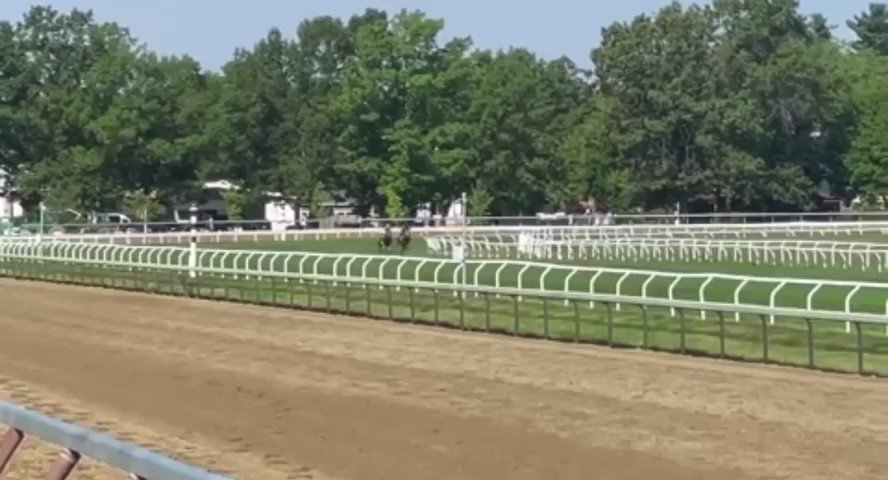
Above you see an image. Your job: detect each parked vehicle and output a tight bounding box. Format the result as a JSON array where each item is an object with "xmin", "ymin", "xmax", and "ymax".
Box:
[{"xmin": 89, "ymin": 212, "xmax": 136, "ymax": 233}]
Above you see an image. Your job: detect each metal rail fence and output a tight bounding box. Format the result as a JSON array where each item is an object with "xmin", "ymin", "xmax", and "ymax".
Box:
[
  {"xmin": 427, "ymin": 236, "xmax": 888, "ymax": 272},
  {"xmin": 14, "ymin": 210, "xmax": 888, "ymax": 235},
  {"xmin": 3, "ymin": 220, "xmax": 888, "ymax": 246},
  {"xmin": 3, "ymin": 242, "xmax": 888, "ymax": 330},
  {"xmin": 0, "ymin": 401, "xmax": 228, "ymax": 480},
  {"xmin": 1, "ymin": 248, "xmax": 887, "ymax": 375}
]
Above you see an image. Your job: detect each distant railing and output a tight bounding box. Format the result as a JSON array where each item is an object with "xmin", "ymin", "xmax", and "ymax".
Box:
[
  {"xmin": 427, "ymin": 236, "xmax": 888, "ymax": 272},
  {"xmin": 12, "ymin": 210, "xmax": 888, "ymax": 235},
  {"xmin": 3, "ymin": 220, "xmax": 888, "ymax": 246},
  {"xmin": 0, "ymin": 400, "xmax": 229, "ymax": 480}
]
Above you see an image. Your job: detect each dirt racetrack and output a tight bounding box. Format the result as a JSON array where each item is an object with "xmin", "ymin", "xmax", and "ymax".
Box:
[{"xmin": 2, "ymin": 279, "xmax": 888, "ymax": 479}]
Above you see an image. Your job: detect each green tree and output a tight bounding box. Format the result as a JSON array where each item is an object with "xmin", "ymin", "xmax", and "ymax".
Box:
[
  {"xmin": 221, "ymin": 188, "xmax": 248, "ymax": 220},
  {"xmin": 6, "ymin": 6, "xmax": 214, "ymax": 212},
  {"xmin": 849, "ymin": 3, "xmax": 888, "ymax": 54},
  {"xmin": 845, "ymin": 52, "xmax": 888, "ymax": 198},
  {"xmin": 808, "ymin": 13, "xmax": 833, "ymax": 40},
  {"xmin": 465, "ymin": 50, "xmax": 586, "ymax": 214},
  {"xmin": 592, "ymin": 0, "xmax": 850, "ymax": 211},
  {"xmin": 0, "ymin": 20, "xmax": 31, "ymax": 209},
  {"xmin": 3, "ymin": 4, "xmax": 878, "ymax": 219},
  {"xmin": 124, "ymin": 191, "xmax": 164, "ymax": 222},
  {"xmin": 467, "ymin": 184, "xmax": 494, "ymax": 217},
  {"xmin": 558, "ymin": 97, "xmax": 636, "ymax": 212},
  {"xmin": 331, "ymin": 10, "xmax": 473, "ymax": 212},
  {"xmin": 594, "ymin": 3, "xmax": 722, "ymax": 210}
]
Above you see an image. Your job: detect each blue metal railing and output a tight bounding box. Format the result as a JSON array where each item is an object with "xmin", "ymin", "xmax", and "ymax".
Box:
[{"xmin": 0, "ymin": 400, "xmax": 230, "ymax": 480}]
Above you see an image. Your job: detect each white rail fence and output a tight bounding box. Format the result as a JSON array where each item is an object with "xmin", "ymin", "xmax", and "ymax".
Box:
[
  {"xmin": 2, "ymin": 242, "xmax": 887, "ymax": 332},
  {"xmin": 427, "ymin": 236, "xmax": 888, "ymax": 272},
  {"xmin": 2, "ymin": 220, "xmax": 888, "ymax": 246}
]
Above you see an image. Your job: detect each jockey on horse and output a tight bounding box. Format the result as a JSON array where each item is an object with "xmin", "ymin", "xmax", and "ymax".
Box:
[
  {"xmin": 379, "ymin": 224, "xmax": 394, "ymax": 251},
  {"xmin": 397, "ymin": 223, "xmax": 412, "ymax": 253}
]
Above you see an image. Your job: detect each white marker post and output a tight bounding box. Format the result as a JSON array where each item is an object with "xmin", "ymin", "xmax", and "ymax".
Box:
[
  {"xmin": 188, "ymin": 203, "xmax": 198, "ymax": 280},
  {"xmin": 38, "ymin": 202, "xmax": 45, "ymax": 241},
  {"xmin": 460, "ymin": 192, "xmax": 467, "ymax": 298}
]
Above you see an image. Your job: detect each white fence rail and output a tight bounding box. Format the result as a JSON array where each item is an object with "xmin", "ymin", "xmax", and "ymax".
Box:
[
  {"xmin": 3, "ymin": 220, "xmax": 888, "ymax": 246},
  {"xmin": 427, "ymin": 236, "xmax": 888, "ymax": 272},
  {"xmin": 3, "ymin": 242, "xmax": 887, "ymax": 332}
]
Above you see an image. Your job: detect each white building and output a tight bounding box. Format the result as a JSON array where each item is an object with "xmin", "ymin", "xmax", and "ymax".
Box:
[{"xmin": 264, "ymin": 192, "xmax": 301, "ymax": 231}]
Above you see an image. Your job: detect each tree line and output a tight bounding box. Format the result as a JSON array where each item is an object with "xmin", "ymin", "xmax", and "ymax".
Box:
[{"xmin": 1, "ymin": 1, "xmax": 887, "ymax": 220}]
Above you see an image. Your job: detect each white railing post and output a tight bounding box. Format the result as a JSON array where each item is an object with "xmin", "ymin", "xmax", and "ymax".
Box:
[
  {"xmin": 769, "ymin": 281, "xmax": 788, "ymax": 324},
  {"xmin": 699, "ymin": 276, "xmax": 714, "ymax": 320}
]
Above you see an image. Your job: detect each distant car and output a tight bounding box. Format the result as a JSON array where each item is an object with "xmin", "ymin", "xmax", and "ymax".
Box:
[
  {"xmin": 536, "ymin": 211, "xmax": 570, "ymax": 226},
  {"xmin": 90, "ymin": 212, "xmax": 137, "ymax": 233},
  {"xmin": 332, "ymin": 213, "xmax": 362, "ymax": 228}
]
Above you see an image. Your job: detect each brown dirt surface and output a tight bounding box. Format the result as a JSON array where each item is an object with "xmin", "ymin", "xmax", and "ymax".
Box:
[{"xmin": 1, "ymin": 279, "xmax": 888, "ymax": 480}]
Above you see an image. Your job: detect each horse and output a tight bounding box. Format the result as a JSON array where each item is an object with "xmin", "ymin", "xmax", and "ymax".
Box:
[
  {"xmin": 378, "ymin": 225, "xmax": 394, "ymax": 251},
  {"xmin": 397, "ymin": 224, "xmax": 412, "ymax": 253}
]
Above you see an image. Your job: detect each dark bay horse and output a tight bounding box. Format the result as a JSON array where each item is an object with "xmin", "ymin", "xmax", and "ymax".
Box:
[
  {"xmin": 378, "ymin": 224, "xmax": 412, "ymax": 253},
  {"xmin": 379, "ymin": 225, "xmax": 394, "ymax": 251},
  {"xmin": 397, "ymin": 224, "xmax": 412, "ymax": 253}
]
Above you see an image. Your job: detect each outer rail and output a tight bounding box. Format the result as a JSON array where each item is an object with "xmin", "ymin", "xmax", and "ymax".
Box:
[{"xmin": 0, "ymin": 401, "xmax": 229, "ymax": 479}]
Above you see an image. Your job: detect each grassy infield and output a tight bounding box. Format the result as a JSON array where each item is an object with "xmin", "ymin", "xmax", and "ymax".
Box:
[{"xmin": 4, "ymin": 233, "xmax": 888, "ymax": 375}]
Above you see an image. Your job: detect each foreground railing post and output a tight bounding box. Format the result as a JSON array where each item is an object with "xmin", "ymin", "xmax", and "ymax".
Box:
[
  {"xmin": 410, "ymin": 288, "xmax": 417, "ymax": 323},
  {"xmin": 543, "ymin": 298, "xmax": 549, "ymax": 339},
  {"xmin": 678, "ymin": 308, "xmax": 686, "ymax": 353},
  {"xmin": 718, "ymin": 311, "xmax": 726, "ymax": 358},
  {"xmin": 433, "ymin": 289, "xmax": 439, "ymax": 325},
  {"xmin": 366, "ymin": 284, "xmax": 372, "ymax": 316},
  {"xmin": 45, "ymin": 449, "xmax": 80, "ymax": 480},
  {"xmin": 573, "ymin": 300, "xmax": 581, "ymax": 342},
  {"xmin": 640, "ymin": 305, "xmax": 649, "ymax": 348},
  {"xmin": 856, "ymin": 322, "xmax": 864, "ymax": 374},
  {"xmin": 805, "ymin": 318, "xmax": 815, "ymax": 368},
  {"xmin": 458, "ymin": 286, "xmax": 465, "ymax": 328},
  {"xmin": 270, "ymin": 275, "xmax": 277, "ymax": 304},
  {"xmin": 760, "ymin": 314, "xmax": 769, "ymax": 363},
  {"xmin": 307, "ymin": 280, "xmax": 313, "ymax": 308},
  {"xmin": 0, "ymin": 428, "xmax": 24, "ymax": 476},
  {"xmin": 483, "ymin": 292, "xmax": 491, "ymax": 330},
  {"xmin": 513, "ymin": 295, "xmax": 519, "ymax": 335}
]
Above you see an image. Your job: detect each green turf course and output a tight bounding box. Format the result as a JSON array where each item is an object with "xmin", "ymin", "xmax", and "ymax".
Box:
[{"xmin": 3, "ymin": 251, "xmax": 888, "ymax": 376}]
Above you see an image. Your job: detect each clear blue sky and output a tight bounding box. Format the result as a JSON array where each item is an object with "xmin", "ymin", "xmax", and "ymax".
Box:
[{"xmin": 0, "ymin": 0, "xmax": 870, "ymax": 71}]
